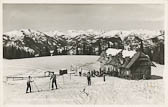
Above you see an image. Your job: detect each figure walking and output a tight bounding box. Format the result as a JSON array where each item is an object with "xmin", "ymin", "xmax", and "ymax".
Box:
[
  {"xmin": 26, "ymin": 76, "xmax": 33, "ymax": 93},
  {"xmin": 87, "ymin": 72, "xmax": 91, "ymax": 86},
  {"xmin": 50, "ymin": 74, "xmax": 58, "ymax": 90}
]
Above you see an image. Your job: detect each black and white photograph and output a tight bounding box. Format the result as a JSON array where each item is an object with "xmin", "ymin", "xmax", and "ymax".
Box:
[{"xmin": 1, "ymin": 1, "xmax": 167, "ymax": 105}]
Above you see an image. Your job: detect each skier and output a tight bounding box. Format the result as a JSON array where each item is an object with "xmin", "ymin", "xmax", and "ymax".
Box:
[
  {"xmin": 87, "ymin": 72, "xmax": 91, "ymax": 86},
  {"xmin": 26, "ymin": 76, "xmax": 33, "ymax": 93},
  {"xmin": 50, "ymin": 74, "xmax": 58, "ymax": 90}
]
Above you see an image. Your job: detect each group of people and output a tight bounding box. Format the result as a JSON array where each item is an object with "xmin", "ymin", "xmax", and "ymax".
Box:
[
  {"xmin": 26, "ymin": 70, "xmax": 106, "ymax": 93},
  {"xmin": 86, "ymin": 71, "xmax": 106, "ymax": 86},
  {"xmin": 26, "ymin": 74, "xmax": 58, "ymax": 93}
]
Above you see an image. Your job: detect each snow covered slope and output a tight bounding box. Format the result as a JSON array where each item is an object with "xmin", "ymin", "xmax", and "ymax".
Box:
[{"xmin": 3, "ymin": 56, "xmax": 164, "ymax": 105}]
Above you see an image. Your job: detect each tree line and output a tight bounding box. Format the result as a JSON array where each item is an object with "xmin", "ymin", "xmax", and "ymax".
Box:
[{"xmin": 3, "ymin": 30, "xmax": 164, "ymax": 64}]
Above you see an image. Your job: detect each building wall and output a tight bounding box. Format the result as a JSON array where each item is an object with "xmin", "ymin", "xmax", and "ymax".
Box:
[
  {"xmin": 100, "ymin": 64, "xmax": 119, "ymax": 76},
  {"xmin": 120, "ymin": 68, "xmax": 131, "ymax": 78},
  {"xmin": 130, "ymin": 65, "xmax": 151, "ymax": 80}
]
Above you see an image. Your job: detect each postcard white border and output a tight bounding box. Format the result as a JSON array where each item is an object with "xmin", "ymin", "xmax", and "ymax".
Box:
[{"xmin": 0, "ymin": 0, "xmax": 168, "ymax": 107}]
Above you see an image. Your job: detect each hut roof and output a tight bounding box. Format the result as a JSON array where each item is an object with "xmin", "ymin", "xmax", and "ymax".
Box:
[
  {"xmin": 122, "ymin": 50, "xmax": 136, "ymax": 58},
  {"xmin": 123, "ymin": 52, "xmax": 141, "ymax": 68},
  {"xmin": 122, "ymin": 52, "xmax": 156, "ymax": 69},
  {"xmin": 105, "ymin": 56, "xmax": 121, "ymax": 67},
  {"xmin": 106, "ymin": 48, "xmax": 122, "ymax": 56},
  {"xmin": 106, "ymin": 48, "xmax": 136, "ymax": 58},
  {"xmin": 120, "ymin": 57, "xmax": 131, "ymax": 68},
  {"xmin": 102, "ymin": 48, "xmax": 136, "ymax": 67},
  {"xmin": 98, "ymin": 48, "xmax": 155, "ymax": 68},
  {"xmin": 104, "ymin": 48, "xmax": 136, "ymax": 66},
  {"xmin": 97, "ymin": 51, "xmax": 107, "ymax": 62}
]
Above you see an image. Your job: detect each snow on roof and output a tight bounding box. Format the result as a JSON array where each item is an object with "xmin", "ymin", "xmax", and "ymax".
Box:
[
  {"xmin": 106, "ymin": 48, "xmax": 136, "ymax": 58},
  {"xmin": 106, "ymin": 48, "xmax": 122, "ymax": 56},
  {"xmin": 122, "ymin": 50, "xmax": 136, "ymax": 58},
  {"xmin": 60, "ymin": 68, "xmax": 67, "ymax": 70}
]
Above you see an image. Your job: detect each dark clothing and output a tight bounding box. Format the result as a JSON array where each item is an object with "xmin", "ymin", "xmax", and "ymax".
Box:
[
  {"xmin": 79, "ymin": 72, "xmax": 82, "ymax": 76},
  {"xmin": 52, "ymin": 80, "xmax": 57, "ymax": 89},
  {"xmin": 87, "ymin": 78, "xmax": 91, "ymax": 86},
  {"xmin": 26, "ymin": 77, "xmax": 33, "ymax": 93},
  {"xmin": 26, "ymin": 82, "xmax": 31, "ymax": 93},
  {"xmin": 50, "ymin": 74, "xmax": 57, "ymax": 89},
  {"xmin": 103, "ymin": 74, "xmax": 106, "ymax": 82},
  {"xmin": 87, "ymin": 73, "xmax": 91, "ymax": 86},
  {"xmin": 51, "ymin": 74, "xmax": 56, "ymax": 81}
]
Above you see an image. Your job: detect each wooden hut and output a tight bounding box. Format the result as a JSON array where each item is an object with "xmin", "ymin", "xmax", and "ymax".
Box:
[
  {"xmin": 120, "ymin": 52, "xmax": 155, "ymax": 80},
  {"xmin": 98, "ymin": 48, "xmax": 155, "ymax": 80},
  {"xmin": 104, "ymin": 54, "xmax": 121, "ymax": 76}
]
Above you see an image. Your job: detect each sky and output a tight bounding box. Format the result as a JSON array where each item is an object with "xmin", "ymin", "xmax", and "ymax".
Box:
[{"xmin": 3, "ymin": 4, "xmax": 165, "ymax": 32}]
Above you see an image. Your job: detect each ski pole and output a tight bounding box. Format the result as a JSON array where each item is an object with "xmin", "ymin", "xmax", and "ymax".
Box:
[
  {"xmin": 57, "ymin": 83, "xmax": 63, "ymax": 89},
  {"xmin": 33, "ymin": 81, "xmax": 40, "ymax": 92}
]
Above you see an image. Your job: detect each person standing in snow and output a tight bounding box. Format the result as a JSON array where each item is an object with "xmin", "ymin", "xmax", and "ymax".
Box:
[
  {"xmin": 50, "ymin": 74, "xmax": 58, "ymax": 90},
  {"xmin": 87, "ymin": 72, "xmax": 91, "ymax": 86},
  {"xmin": 79, "ymin": 71, "xmax": 82, "ymax": 76},
  {"xmin": 26, "ymin": 76, "xmax": 33, "ymax": 93},
  {"xmin": 79, "ymin": 67, "xmax": 82, "ymax": 76},
  {"xmin": 103, "ymin": 72, "xmax": 106, "ymax": 82}
]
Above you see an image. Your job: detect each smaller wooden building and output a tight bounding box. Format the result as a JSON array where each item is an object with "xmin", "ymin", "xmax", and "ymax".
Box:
[{"xmin": 120, "ymin": 52, "xmax": 155, "ymax": 80}]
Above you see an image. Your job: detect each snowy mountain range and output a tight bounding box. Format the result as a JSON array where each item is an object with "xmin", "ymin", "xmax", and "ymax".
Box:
[{"xmin": 3, "ymin": 29, "xmax": 164, "ymax": 59}]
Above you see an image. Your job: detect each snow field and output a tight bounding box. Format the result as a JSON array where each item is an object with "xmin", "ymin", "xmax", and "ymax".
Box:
[{"xmin": 3, "ymin": 56, "xmax": 164, "ymax": 104}]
